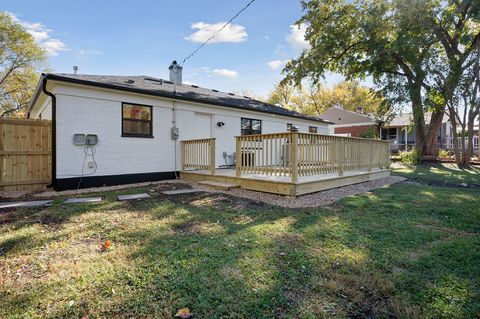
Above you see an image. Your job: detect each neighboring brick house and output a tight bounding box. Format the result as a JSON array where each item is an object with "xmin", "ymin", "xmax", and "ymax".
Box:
[{"xmin": 318, "ymin": 107, "xmax": 380, "ymax": 137}]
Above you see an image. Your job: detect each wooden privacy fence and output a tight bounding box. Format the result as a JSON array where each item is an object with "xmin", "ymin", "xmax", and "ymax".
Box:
[
  {"xmin": 235, "ymin": 132, "xmax": 390, "ymax": 182},
  {"xmin": 180, "ymin": 138, "xmax": 216, "ymax": 175},
  {"xmin": 0, "ymin": 118, "xmax": 52, "ymax": 191}
]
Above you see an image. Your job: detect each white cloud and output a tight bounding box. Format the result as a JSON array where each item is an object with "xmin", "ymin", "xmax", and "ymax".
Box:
[
  {"xmin": 184, "ymin": 22, "xmax": 247, "ymax": 43},
  {"xmin": 286, "ymin": 24, "xmax": 310, "ymax": 50},
  {"xmin": 42, "ymin": 39, "xmax": 68, "ymax": 56},
  {"xmin": 211, "ymin": 68, "xmax": 239, "ymax": 79},
  {"xmin": 267, "ymin": 59, "xmax": 290, "ymax": 70},
  {"xmin": 6, "ymin": 12, "xmax": 68, "ymax": 56}
]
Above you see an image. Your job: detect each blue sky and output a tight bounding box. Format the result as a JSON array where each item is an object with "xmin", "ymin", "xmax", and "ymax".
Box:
[{"xmin": 3, "ymin": 0, "xmax": 345, "ymax": 97}]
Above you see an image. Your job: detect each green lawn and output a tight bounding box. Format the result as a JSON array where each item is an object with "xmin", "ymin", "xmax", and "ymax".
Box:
[
  {"xmin": 392, "ymin": 162, "xmax": 480, "ymax": 187},
  {"xmin": 1, "ymin": 172, "xmax": 479, "ymax": 318}
]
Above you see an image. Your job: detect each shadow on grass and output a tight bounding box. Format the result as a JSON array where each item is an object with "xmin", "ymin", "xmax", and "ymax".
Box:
[
  {"xmin": 1, "ymin": 184, "xmax": 479, "ymax": 318},
  {"xmin": 394, "ymin": 162, "xmax": 480, "ymax": 188}
]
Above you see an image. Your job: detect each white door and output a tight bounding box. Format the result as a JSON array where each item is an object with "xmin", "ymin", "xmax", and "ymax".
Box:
[{"xmin": 194, "ymin": 113, "xmax": 212, "ymax": 138}]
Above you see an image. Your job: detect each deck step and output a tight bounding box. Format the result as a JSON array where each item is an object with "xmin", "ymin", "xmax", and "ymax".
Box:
[{"xmin": 197, "ymin": 181, "xmax": 240, "ymax": 190}]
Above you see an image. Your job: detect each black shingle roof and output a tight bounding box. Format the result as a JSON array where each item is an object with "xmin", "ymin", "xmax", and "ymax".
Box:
[{"xmin": 44, "ymin": 73, "xmax": 331, "ymax": 124}]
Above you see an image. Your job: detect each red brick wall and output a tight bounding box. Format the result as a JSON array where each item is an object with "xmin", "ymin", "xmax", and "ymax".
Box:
[{"xmin": 334, "ymin": 125, "xmax": 378, "ymax": 137}]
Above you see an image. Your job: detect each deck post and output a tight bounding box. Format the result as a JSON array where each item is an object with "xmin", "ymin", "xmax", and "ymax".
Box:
[
  {"xmin": 180, "ymin": 141, "xmax": 185, "ymax": 171},
  {"xmin": 209, "ymin": 138, "xmax": 216, "ymax": 175},
  {"xmin": 338, "ymin": 138, "xmax": 344, "ymax": 176},
  {"xmin": 235, "ymin": 137, "xmax": 241, "ymax": 177},
  {"xmin": 291, "ymin": 132, "xmax": 298, "ymax": 183}
]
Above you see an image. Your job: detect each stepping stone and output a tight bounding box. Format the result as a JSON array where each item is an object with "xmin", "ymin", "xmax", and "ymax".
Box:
[
  {"xmin": 117, "ymin": 193, "xmax": 151, "ymax": 201},
  {"xmin": 0, "ymin": 200, "xmax": 53, "ymax": 209},
  {"xmin": 162, "ymin": 189, "xmax": 202, "ymax": 195},
  {"xmin": 64, "ymin": 197, "xmax": 103, "ymax": 204},
  {"xmin": 197, "ymin": 181, "xmax": 240, "ymax": 191}
]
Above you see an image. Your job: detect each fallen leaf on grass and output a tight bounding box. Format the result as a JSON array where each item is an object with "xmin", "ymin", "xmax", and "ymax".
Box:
[
  {"xmin": 175, "ymin": 307, "xmax": 192, "ymax": 318},
  {"xmin": 100, "ymin": 240, "xmax": 111, "ymax": 252}
]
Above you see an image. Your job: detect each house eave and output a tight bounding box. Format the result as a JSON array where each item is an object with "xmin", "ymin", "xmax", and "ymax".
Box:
[{"xmin": 43, "ymin": 73, "xmax": 333, "ymax": 125}]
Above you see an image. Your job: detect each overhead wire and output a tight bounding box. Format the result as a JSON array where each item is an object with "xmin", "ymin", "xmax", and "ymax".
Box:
[{"xmin": 179, "ymin": 0, "xmax": 256, "ymax": 66}]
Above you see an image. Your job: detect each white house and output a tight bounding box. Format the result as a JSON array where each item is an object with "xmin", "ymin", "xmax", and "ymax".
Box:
[{"xmin": 28, "ymin": 61, "xmax": 331, "ymax": 190}]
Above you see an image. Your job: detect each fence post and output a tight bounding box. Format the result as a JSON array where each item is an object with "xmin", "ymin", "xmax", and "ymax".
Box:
[
  {"xmin": 236, "ymin": 137, "xmax": 241, "ymax": 177},
  {"xmin": 209, "ymin": 138, "xmax": 216, "ymax": 175},
  {"xmin": 291, "ymin": 132, "xmax": 298, "ymax": 183},
  {"xmin": 338, "ymin": 138, "xmax": 344, "ymax": 176}
]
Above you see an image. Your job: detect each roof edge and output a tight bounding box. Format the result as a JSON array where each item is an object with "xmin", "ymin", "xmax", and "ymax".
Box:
[{"xmin": 43, "ymin": 73, "xmax": 333, "ymax": 124}]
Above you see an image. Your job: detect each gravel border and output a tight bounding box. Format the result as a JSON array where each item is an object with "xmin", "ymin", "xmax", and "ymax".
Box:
[
  {"xmin": 1, "ymin": 176, "xmax": 406, "ymax": 208},
  {"xmin": 188, "ymin": 176, "xmax": 406, "ymax": 208}
]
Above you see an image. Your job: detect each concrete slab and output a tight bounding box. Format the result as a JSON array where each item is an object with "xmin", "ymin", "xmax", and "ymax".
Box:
[
  {"xmin": 117, "ymin": 193, "xmax": 151, "ymax": 201},
  {"xmin": 64, "ymin": 197, "xmax": 103, "ymax": 204},
  {"xmin": 0, "ymin": 200, "xmax": 53, "ymax": 209},
  {"xmin": 162, "ymin": 189, "xmax": 202, "ymax": 195}
]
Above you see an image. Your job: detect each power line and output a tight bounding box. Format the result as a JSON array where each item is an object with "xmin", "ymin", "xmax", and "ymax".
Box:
[{"xmin": 179, "ymin": 0, "xmax": 256, "ymax": 66}]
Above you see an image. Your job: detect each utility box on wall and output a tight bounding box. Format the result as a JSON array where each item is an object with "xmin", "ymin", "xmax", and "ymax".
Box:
[{"xmin": 171, "ymin": 127, "xmax": 179, "ymax": 140}]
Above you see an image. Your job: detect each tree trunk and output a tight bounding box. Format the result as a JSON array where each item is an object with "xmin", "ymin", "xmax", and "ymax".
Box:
[
  {"xmin": 423, "ymin": 109, "xmax": 444, "ymax": 156},
  {"xmin": 464, "ymin": 109, "xmax": 476, "ymax": 163},
  {"xmin": 410, "ymin": 83, "xmax": 426, "ymax": 155},
  {"xmin": 449, "ymin": 115, "xmax": 463, "ymax": 165}
]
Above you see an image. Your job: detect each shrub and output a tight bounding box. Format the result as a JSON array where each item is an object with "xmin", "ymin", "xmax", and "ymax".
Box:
[
  {"xmin": 399, "ymin": 148, "xmax": 421, "ymax": 164},
  {"xmin": 438, "ymin": 149, "xmax": 451, "ymax": 158}
]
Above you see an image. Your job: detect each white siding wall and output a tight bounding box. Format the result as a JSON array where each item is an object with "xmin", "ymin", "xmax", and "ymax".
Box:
[
  {"xmin": 49, "ymin": 84, "xmax": 328, "ymax": 178},
  {"xmin": 38, "ymin": 100, "xmax": 52, "ymax": 120}
]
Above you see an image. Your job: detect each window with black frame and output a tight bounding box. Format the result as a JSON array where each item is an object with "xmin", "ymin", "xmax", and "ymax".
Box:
[
  {"xmin": 241, "ymin": 118, "xmax": 262, "ymax": 135},
  {"xmin": 287, "ymin": 123, "xmax": 292, "ymax": 131},
  {"xmin": 309, "ymin": 126, "xmax": 318, "ymax": 133},
  {"xmin": 122, "ymin": 103, "xmax": 153, "ymax": 137}
]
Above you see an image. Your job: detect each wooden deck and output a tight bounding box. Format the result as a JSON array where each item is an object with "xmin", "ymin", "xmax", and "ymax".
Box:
[
  {"xmin": 181, "ymin": 168, "xmax": 390, "ymax": 196},
  {"xmin": 180, "ymin": 132, "xmax": 391, "ymax": 196}
]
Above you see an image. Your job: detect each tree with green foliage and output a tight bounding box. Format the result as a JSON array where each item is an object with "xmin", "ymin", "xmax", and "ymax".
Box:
[
  {"xmin": 0, "ymin": 12, "xmax": 46, "ymax": 118},
  {"xmin": 427, "ymin": 1, "xmax": 480, "ymax": 165},
  {"xmin": 268, "ymin": 80, "xmax": 390, "ymax": 120},
  {"xmin": 283, "ymin": 0, "xmax": 443, "ymax": 156}
]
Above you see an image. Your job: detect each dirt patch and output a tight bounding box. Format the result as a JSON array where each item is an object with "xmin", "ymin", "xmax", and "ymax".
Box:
[
  {"xmin": 36, "ymin": 214, "xmax": 64, "ymax": 226},
  {"xmin": 0, "ymin": 209, "xmax": 20, "ymax": 225},
  {"xmin": 151, "ymin": 182, "xmax": 193, "ymax": 192},
  {"xmin": 165, "ymin": 191, "xmax": 267, "ymax": 211},
  {"xmin": 276, "ymin": 233, "xmax": 305, "ymax": 249}
]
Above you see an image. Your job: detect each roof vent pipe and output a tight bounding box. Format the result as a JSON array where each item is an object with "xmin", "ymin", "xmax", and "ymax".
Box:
[{"xmin": 169, "ymin": 60, "xmax": 182, "ymax": 85}]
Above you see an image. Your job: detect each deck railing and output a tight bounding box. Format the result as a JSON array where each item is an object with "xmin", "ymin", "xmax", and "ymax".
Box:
[
  {"xmin": 236, "ymin": 132, "xmax": 390, "ymax": 183},
  {"xmin": 180, "ymin": 138, "xmax": 216, "ymax": 175}
]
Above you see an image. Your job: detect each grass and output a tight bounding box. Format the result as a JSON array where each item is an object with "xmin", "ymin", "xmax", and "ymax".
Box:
[
  {"xmin": 1, "ymin": 171, "xmax": 479, "ymax": 318},
  {"xmin": 391, "ymin": 162, "xmax": 480, "ymax": 187}
]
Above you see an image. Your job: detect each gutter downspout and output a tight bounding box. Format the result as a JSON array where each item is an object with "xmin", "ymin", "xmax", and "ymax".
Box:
[{"xmin": 42, "ymin": 76, "xmax": 56, "ymax": 189}]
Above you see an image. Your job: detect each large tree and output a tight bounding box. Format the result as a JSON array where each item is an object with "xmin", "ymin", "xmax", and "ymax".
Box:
[
  {"xmin": 427, "ymin": 1, "xmax": 480, "ymax": 165},
  {"xmin": 0, "ymin": 12, "xmax": 46, "ymax": 118},
  {"xmin": 283, "ymin": 0, "xmax": 442, "ymax": 156}
]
